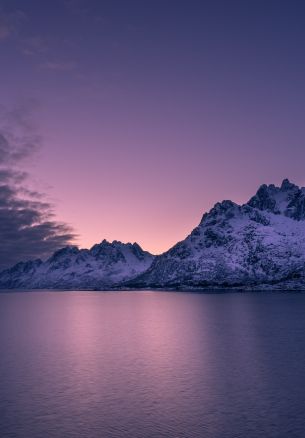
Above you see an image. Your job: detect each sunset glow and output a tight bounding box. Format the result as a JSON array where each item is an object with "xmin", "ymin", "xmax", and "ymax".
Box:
[{"xmin": 1, "ymin": 1, "xmax": 305, "ymax": 257}]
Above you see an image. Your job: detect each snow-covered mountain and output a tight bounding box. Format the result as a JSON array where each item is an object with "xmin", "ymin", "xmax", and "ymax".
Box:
[
  {"xmin": 128, "ymin": 179, "xmax": 305, "ymax": 290},
  {"xmin": 0, "ymin": 240, "xmax": 154, "ymax": 289},
  {"xmin": 2, "ymin": 179, "xmax": 305, "ymax": 290}
]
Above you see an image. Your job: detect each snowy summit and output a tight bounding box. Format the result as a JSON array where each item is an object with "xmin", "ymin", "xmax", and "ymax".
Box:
[{"xmin": 1, "ymin": 179, "xmax": 305, "ymax": 290}]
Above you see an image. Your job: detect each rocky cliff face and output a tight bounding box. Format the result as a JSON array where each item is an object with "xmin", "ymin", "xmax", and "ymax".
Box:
[
  {"xmin": 248, "ymin": 179, "xmax": 305, "ymax": 220},
  {"xmin": 129, "ymin": 179, "xmax": 305, "ymax": 289}
]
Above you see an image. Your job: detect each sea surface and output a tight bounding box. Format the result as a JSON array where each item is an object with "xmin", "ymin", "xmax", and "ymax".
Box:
[{"xmin": 0, "ymin": 291, "xmax": 305, "ymax": 438}]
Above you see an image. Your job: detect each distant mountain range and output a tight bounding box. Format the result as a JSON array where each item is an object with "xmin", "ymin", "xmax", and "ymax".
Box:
[
  {"xmin": 2, "ymin": 178, "xmax": 305, "ymax": 291},
  {"xmin": 0, "ymin": 241, "xmax": 154, "ymax": 289}
]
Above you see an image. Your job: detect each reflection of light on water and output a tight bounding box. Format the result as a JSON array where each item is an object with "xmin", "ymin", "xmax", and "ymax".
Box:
[
  {"xmin": 1, "ymin": 291, "xmax": 305, "ymax": 437},
  {"xmin": 54, "ymin": 292, "xmax": 124, "ymax": 403},
  {"xmin": 41, "ymin": 292, "xmax": 276, "ymax": 428},
  {"xmin": 57, "ymin": 291, "xmax": 213, "ymax": 409},
  {"xmin": 118, "ymin": 292, "xmax": 213, "ymax": 405},
  {"xmin": 63, "ymin": 293, "xmax": 101, "ymax": 353}
]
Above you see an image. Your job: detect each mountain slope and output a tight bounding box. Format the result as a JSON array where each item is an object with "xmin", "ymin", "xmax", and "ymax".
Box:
[
  {"xmin": 129, "ymin": 179, "xmax": 305, "ymax": 289},
  {"xmin": 0, "ymin": 240, "xmax": 154, "ymax": 289},
  {"xmin": 2, "ymin": 179, "xmax": 305, "ymax": 291}
]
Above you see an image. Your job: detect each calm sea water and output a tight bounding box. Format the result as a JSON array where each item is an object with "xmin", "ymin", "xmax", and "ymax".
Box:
[{"xmin": 0, "ymin": 291, "xmax": 305, "ymax": 438}]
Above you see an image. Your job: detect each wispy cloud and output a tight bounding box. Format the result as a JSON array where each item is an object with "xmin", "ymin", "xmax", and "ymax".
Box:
[
  {"xmin": 41, "ymin": 60, "xmax": 76, "ymax": 71},
  {"xmin": 20, "ymin": 35, "xmax": 48, "ymax": 56},
  {"xmin": 0, "ymin": 101, "xmax": 41, "ymax": 164},
  {"xmin": 0, "ymin": 9, "xmax": 26, "ymax": 42},
  {"xmin": 20, "ymin": 36, "xmax": 77, "ymax": 74},
  {"xmin": 0, "ymin": 22, "xmax": 11, "ymax": 40},
  {"xmin": 1, "ymin": 6, "xmax": 79, "ymax": 76},
  {"xmin": 0, "ymin": 15, "xmax": 14, "ymax": 41}
]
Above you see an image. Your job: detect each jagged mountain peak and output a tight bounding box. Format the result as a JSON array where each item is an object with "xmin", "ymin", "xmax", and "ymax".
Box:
[
  {"xmin": 90, "ymin": 239, "xmax": 121, "ymax": 251},
  {"xmin": 199, "ymin": 179, "xmax": 302, "ymax": 225},
  {"xmin": 0, "ymin": 239, "xmax": 154, "ymax": 289},
  {"xmin": 128, "ymin": 179, "xmax": 305, "ymax": 290},
  {"xmin": 89, "ymin": 239, "xmax": 149, "ymax": 258},
  {"xmin": 209, "ymin": 199, "xmax": 238, "ymax": 214},
  {"xmin": 280, "ymin": 178, "xmax": 298, "ymax": 191},
  {"xmin": 247, "ymin": 179, "xmax": 305, "ymax": 220},
  {"xmin": 2, "ymin": 178, "xmax": 305, "ymax": 290},
  {"xmin": 49, "ymin": 245, "xmax": 80, "ymax": 261},
  {"xmin": 200, "ymin": 200, "xmax": 239, "ymax": 226},
  {"xmin": 92, "ymin": 239, "xmax": 138, "ymax": 248}
]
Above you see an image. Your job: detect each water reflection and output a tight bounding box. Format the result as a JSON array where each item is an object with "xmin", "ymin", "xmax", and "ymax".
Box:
[{"xmin": 0, "ymin": 291, "xmax": 305, "ymax": 437}]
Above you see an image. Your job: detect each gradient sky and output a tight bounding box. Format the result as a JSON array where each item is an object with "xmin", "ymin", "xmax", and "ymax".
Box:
[{"xmin": 1, "ymin": 0, "xmax": 305, "ymax": 257}]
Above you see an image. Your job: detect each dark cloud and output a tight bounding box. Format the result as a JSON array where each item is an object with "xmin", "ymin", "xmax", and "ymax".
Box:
[{"xmin": 0, "ymin": 105, "xmax": 75, "ymax": 270}]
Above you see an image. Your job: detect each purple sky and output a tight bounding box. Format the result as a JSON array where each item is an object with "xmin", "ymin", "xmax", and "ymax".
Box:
[{"xmin": 1, "ymin": 0, "xmax": 305, "ymax": 258}]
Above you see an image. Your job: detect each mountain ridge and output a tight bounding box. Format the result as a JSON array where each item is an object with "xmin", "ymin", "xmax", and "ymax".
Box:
[
  {"xmin": 0, "ymin": 240, "xmax": 154, "ymax": 289},
  {"xmin": 2, "ymin": 179, "xmax": 305, "ymax": 291}
]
